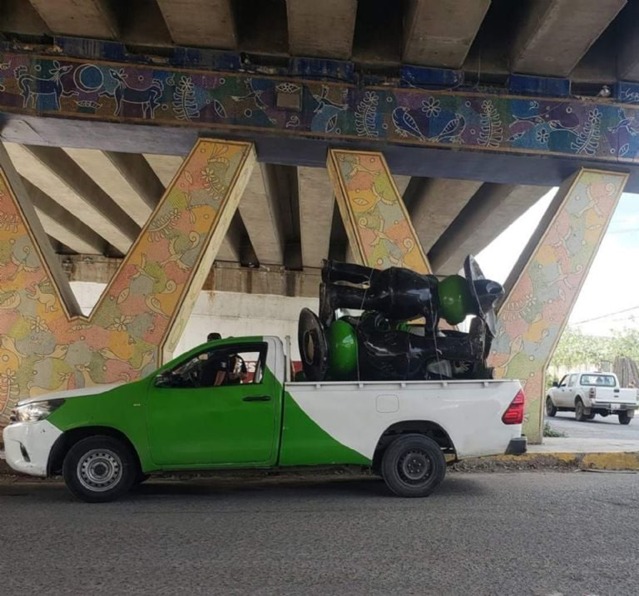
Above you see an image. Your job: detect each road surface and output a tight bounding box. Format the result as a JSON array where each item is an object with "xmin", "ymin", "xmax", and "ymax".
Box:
[
  {"xmin": 546, "ymin": 411, "xmax": 639, "ymax": 440},
  {"xmin": 1, "ymin": 472, "xmax": 638, "ymax": 595}
]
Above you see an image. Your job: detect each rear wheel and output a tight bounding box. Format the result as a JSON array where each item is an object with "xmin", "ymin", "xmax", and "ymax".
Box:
[
  {"xmin": 575, "ymin": 399, "xmax": 588, "ymax": 422},
  {"xmin": 619, "ymin": 411, "xmax": 633, "ymax": 425},
  {"xmin": 545, "ymin": 397, "xmax": 557, "ymax": 417},
  {"xmin": 381, "ymin": 434, "xmax": 446, "ymax": 498},
  {"xmin": 63, "ymin": 436, "xmax": 137, "ymax": 503}
]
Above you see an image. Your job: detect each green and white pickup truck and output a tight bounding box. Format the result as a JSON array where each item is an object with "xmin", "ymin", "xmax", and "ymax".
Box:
[{"xmin": 3, "ymin": 335, "xmax": 526, "ymax": 502}]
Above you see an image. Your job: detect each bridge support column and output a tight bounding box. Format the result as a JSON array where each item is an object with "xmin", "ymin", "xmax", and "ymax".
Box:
[
  {"xmin": 490, "ymin": 169, "xmax": 628, "ymax": 444},
  {"xmin": 326, "ymin": 149, "xmax": 432, "ymax": 273},
  {"xmin": 0, "ymin": 139, "xmax": 255, "ymax": 426}
]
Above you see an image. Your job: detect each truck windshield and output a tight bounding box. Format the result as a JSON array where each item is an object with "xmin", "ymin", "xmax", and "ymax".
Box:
[{"xmin": 580, "ymin": 374, "xmax": 616, "ymax": 387}]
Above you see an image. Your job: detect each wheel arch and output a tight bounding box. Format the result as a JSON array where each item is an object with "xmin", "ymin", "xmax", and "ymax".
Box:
[
  {"xmin": 372, "ymin": 420, "xmax": 456, "ymax": 472},
  {"xmin": 48, "ymin": 426, "xmax": 142, "ymax": 476}
]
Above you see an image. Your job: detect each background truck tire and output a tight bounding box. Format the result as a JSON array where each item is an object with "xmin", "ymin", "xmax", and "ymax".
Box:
[
  {"xmin": 63, "ymin": 435, "xmax": 137, "ymax": 503},
  {"xmin": 575, "ymin": 399, "xmax": 588, "ymax": 422},
  {"xmin": 545, "ymin": 397, "xmax": 557, "ymax": 417},
  {"xmin": 619, "ymin": 411, "xmax": 633, "ymax": 425},
  {"xmin": 381, "ymin": 434, "xmax": 446, "ymax": 498}
]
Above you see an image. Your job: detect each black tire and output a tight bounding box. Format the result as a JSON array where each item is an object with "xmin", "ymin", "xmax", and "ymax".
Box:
[
  {"xmin": 545, "ymin": 397, "xmax": 557, "ymax": 417},
  {"xmin": 586, "ymin": 413, "xmax": 596, "ymax": 420},
  {"xmin": 619, "ymin": 411, "xmax": 633, "ymax": 425},
  {"xmin": 62, "ymin": 435, "xmax": 137, "ymax": 503},
  {"xmin": 575, "ymin": 399, "xmax": 588, "ymax": 422},
  {"xmin": 381, "ymin": 434, "xmax": 446, "ymax": 498}
]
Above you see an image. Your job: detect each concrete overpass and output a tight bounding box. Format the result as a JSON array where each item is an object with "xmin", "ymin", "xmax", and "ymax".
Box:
[{"xmin": 2, "ymin": 0, "xmax": 638, "ymax": 284}]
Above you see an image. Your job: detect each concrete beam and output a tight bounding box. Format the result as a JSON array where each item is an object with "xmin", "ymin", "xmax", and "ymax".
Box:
[
  {"xmin": 616, "ymin": 3, "xmax": 639, "ymax": 81},
  {"xmin": 511, "ymin": 0, "xmax": 626, "ymax": 77},
  {"xmin": 403, "ymin": 0, "xmax": 491, "ymax": 68},
  {"xmin": 104, "ymin": 151, "xmax": 165, "ymax": 212},
  {"xmin": 143, "ymin": 154, "xmax": 184, "ymax": 187},
  {"xmin": 286, "ymin": 0, "xmax": 358, "ymax": 59},
  {"xmin": 428, "ymin": 183, "xmax": 551, "ymax": 276},
  {"xmin": 27, "ymin": 0, "xmax": 119, "ymax": 39},
  {"xmin": 298, "ymin": 166, "xmax": 335, "ymax": 269},
  {"xmin": 21, "ymin": 177, "xmax": 107, "ymax": 255},
  {"xmin": 0, "ymin": 0, "xmax": 50, "ymax": 35},
  {"xmin": 405, "ymin": 177, "xmax": 483, "ymax": 254},
  {"xmin": 4, "ymin": 143, "xmax": 139, "ymax": 254},
  {"xmin": 64, "ymin": 148, "xmax": 156, "ymax": 226},
  {"xmin": 237, "ymin": 165, "xmax": 285, "ymax": 266},
  {"xmin": 156, "ymin": 0, "xmax": 237, "ymax": 49}
]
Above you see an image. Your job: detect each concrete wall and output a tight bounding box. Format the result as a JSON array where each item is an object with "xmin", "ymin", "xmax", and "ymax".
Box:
[{"xmin": 72, "ymin": 282, "xmax": 317, "ymax": 360}]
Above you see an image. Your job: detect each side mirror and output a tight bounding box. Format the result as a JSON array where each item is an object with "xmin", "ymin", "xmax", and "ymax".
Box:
[{"xmin": 552, "ymin": 381, "xmax": 559, "ymax": 388}]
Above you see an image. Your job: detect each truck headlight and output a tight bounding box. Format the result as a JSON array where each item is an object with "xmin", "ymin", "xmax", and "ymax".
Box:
[{"xmin": 12, "ymin": 400, "xmax": 64, "ymax": 423}]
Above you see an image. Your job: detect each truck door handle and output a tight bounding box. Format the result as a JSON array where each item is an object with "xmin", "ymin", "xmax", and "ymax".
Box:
[{"xmin": 242, "ymin": 395, "xmax": 271, "ymax": 402}]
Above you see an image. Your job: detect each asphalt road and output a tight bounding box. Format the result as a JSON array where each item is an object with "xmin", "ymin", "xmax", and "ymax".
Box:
[
  {"xmin": 1, "ymin": 472, "xmax": 639, "ymax": 596},
  {"xmin": 546, "ymin": 411, "xmax": 639, "ymax": 440}
]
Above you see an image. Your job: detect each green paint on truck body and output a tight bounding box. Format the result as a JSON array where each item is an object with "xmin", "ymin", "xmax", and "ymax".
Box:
[
  {"xmin": 279, "ymin": 391, "xmax": 370, "ymax": 466},
  {"xmin": 46, "ymin": 336, "xmax": 370, "ymax": 473}
]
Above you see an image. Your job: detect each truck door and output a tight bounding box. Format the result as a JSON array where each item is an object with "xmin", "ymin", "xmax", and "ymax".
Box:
[
  {"xmin": 555, "ymin": 374, "xmax": 570, "ymax": 407},
  {"xmin": 147, "ymin": 339, "xmax": 283, "ymax": 467}
]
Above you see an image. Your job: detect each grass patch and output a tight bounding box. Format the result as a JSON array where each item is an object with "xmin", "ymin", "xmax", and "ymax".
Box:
[{"xmin": 543, "ymin": 422, "xmax": 567, "ymax": 438}]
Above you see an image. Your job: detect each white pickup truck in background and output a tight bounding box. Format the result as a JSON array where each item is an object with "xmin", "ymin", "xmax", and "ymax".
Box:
[{"xmin": 546, "ymin": 372, "xmax": 639, "ymax": 425}]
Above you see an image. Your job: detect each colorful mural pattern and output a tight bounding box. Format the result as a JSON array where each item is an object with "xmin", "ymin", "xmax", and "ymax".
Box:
[
  {"xmin": 489, "ymin": 170, "xmax": 628, "ymax": 443},
  {"xmin": 0, "ymin": 139, "xmax": 255, "ymax": 426},
  {"xmin": 327, "ymin": 150, "xmax": 431, "ymax": 273},
  {"xmin": 1, "ymin": 52, "xmax": 639, "ymax": 163}
]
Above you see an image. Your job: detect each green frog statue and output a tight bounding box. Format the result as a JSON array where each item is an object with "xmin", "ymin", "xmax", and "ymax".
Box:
[{"xmin": 298, "ymin": 255, "xmax": 504, "ymax": 382}]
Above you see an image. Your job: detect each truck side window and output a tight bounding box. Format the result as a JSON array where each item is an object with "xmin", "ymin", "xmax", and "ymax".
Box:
[{"xmin": 156, "ymin": 344, "xmax": 267, "ymax": 389}]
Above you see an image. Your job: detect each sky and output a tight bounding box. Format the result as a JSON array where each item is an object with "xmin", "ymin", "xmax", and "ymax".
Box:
[{"xmin": 477, "ymin": 188, "xmax": 639, "ymax": 337}]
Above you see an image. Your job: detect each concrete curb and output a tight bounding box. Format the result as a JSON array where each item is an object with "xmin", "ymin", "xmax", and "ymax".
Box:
[{"xmin": 453, "ymin": 452, "xmax": 639, "ymax": 472}]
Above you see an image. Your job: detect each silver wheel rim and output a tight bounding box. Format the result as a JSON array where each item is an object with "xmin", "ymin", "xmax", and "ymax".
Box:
[
  {"xmin": 546, "ymin": 399, "xmax": 553, "ymax": 414},
  {"xmin": 398, "ymin": 449, "xmax": 432, "ymax": 485},
  {"xmin": 576, "ymin": 402, "xmax": 583, "ymax": 418},
  {"xmin": 77, "ymin": 449, "xmax": 123, "ymax": 493}
]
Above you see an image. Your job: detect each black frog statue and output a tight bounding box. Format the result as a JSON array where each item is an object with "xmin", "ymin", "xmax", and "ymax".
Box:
[{"xmin": 298, "ymin": 255, "xmax": 504, "ymax": 383}]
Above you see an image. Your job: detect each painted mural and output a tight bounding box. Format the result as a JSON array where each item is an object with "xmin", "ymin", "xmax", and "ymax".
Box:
[
  {"xmin": 1, "ymin": 51, "xmax": 639, "ymax": 163},
  {"xmin": 489, "ymin": 170, "xmax": 628, "ymax": 443},
  {"xmin": 0, "ymin": 139, "xmax": 255, "ymax": 427},
  {"xmin": 327, "ymin": 149, "xmax": 431, "ymax": 273}
]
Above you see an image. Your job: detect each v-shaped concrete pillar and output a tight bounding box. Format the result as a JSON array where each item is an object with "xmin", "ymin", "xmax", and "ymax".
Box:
[
  {"xmin": 0, "ymin": 139, "xmax": 255, "ymax": 426},
  {"xmin": 490, "ymin": 169, "xmax": 628, "ymax": 443},
  {"xmin": 327, "ymin": 149, "xmax": 432, "ymax": 273}
]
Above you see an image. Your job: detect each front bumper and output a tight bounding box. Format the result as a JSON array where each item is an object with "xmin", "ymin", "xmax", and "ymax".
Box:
[
  {"xmin": 2, "ymin": 420, "xmax": 63, "ymax": 477},
  {"xmin": 505, "ymin": 437, "xmax": 527, "ymax": 456}
]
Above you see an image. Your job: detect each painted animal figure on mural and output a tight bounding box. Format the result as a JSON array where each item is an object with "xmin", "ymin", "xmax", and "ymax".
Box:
[
  {"xmin": 108, "ymin": 68, "xmax": 164, "ymax": 118},
  {"xmin": 15, "ymin": 61, "xmax": 73, "ymax": 110},
  {"xmin": 299, "ymin": 255, "xmax": 504, "ymax": 383}
]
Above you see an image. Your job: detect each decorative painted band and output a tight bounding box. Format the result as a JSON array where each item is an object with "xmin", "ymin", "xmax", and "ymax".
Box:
[{"xmin": 1, "ymin": 51, "xmax": 639, "ymax": 164}]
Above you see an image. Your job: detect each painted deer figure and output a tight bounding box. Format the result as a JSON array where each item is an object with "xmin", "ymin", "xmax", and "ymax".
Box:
[
  {"xmin": 15, "ymin": 60, "xmax": 73, "ymax": 109},
  {"xmin": 109, "ymin": 68, "xmax": 164, "ymax": 118}
]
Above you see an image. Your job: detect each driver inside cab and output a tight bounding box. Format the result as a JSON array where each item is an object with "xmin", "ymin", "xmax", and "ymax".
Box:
[{"xmin": 227, "ymin": 354, "xmax": 248, "ymax": 385}]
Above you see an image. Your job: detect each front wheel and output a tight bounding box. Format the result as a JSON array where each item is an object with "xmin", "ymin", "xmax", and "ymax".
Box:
[
  {"xmin": 381, "ymin": 434, "xmax": 446, "ymax": 498},
  {"xmin": 545, "ymin": 397, "xmax": 557, "ymax": 417},
  {"xmin": 619, "ymin": 411, "xmax": 633, "ymax": 425},
  {"xmin": 63, "ymin": 436, "xmax": 137, "ymax": 503}
]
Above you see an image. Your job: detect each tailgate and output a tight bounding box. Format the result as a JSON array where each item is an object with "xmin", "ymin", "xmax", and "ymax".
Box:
[{"xmin": 594, "ymin": 387, "xmax": 638, "ymax": 406}]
